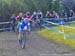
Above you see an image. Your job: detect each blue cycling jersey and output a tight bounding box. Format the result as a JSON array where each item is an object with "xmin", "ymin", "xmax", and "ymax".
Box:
[
  {"xmin": 19, "ymin": 17, "xmax": 31, "ymax": 31},
  {"xmin": 19, "ymin": 19, "xmax": 27, "ymax": 30}
]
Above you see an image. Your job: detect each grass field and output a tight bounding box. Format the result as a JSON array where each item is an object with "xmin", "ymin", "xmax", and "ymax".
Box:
[
  {"xmin": 37, "ymin": 23, "xmax": 75, "ymax": 48},
  {"xmin": 54, "ymin": 26, "xmax": 75, "ymax": 35}
]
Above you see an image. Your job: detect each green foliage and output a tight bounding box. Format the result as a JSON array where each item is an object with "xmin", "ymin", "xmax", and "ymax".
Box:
[
  {"xmin": 51, "ymin": 0, "xmax": 63, "ymax": 13},
  {"xmin": 0, "ymin": 0, "xmax": 62, "ymax": 18}
]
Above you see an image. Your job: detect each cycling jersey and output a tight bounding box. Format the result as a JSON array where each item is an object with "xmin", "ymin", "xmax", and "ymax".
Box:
[
  {"xmin": 32, "ymin": 15, "xmax": 37, "ymax": 21},
  {"xmin": 19, "ymin": 18, "xmax": 31, "ymax": 31},
  {"xmin": 16, "ymin": 16, "xmax": 22, "ymax": 21},
  {"xmin": 26, "ymin": 15, "xmax": 31, "ymax": 19}
]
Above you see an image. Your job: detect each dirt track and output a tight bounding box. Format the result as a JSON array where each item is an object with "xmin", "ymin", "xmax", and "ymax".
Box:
[{"xmin": 0, "ymin": 31, "xmax": 75, "ymax": 56}]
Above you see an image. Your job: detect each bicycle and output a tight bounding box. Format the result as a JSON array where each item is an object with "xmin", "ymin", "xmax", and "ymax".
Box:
[
  {"xmin": 31, "ymin": 18, "xmax": 42, "ymax": 31},
  {"xmin": 37, "ymin": 18, "xmax": 43, "ymax": 30},
  {"xmin": 18, "ymin": 26, "xmax": 28, "ymax": 49}
]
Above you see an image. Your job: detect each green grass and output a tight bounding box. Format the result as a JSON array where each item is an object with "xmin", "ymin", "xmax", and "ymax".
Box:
[
  {"xmin": 66, "ymin": 23, "xmax": 75, "ymax": 26},
  {"xmin": 53, "ymin": 23, "xmax": 75, "ymax": 34},
  {"xmin": 37, "ymin": 23, "xmax": 75, "ymax": 48}
]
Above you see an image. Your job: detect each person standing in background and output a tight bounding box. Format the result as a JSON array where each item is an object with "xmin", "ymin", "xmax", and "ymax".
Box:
[{"xmin": 10, "ymin": 14, "xmax": 16, "ymax": 32}]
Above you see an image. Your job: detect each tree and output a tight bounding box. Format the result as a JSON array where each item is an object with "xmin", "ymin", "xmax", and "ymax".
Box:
[{"xmin": 0, "ymin": 0, "xmax": 62, "ymax": 19}]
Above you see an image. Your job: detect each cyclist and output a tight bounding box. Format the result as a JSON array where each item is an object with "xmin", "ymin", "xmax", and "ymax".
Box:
[
  {"xmin": 16, "ymin": 13, "xmax": 23, "ymax": 21},
  {"xmin": 31, "ymin": 11, "xmax": 37, "ymax": 28},
  {"xmin": 18, "ymin": 16, "xmax": 29, "ymax": 45},
  {"xmin": 26, "ymin": 12, "xmax": 31, "ymax": 18},
  {"xmin": 37, "ymin": 10, "xmax": 43, "ymax": 19},
  {"xmin": 16, "ymin": 13, "xmax": 23, "ymax": 33},
  {"xmin": 31, "ymin": 11, "xmax": 37, "ymax": 21},
  {"xmin": 25, "ymin": 12, "xmax": 31, "ymax": 33},
  {"xmin": 37, "ymin": 10, "xmax": 43, "ymax": 29}
]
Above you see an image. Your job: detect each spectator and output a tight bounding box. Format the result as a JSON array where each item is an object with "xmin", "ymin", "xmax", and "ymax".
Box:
[
  {"xmin": 46, "ymin": 11, "xmax": 52, "ymax": 18},
  {"xmin": 52, "ymin": 11, "xmax": 59, "ymax": 18},
  {"xmin": 69, "ymin": 10, "xmax": 75, "ymax": 21},
  {"xmin": 61, "ymin": 10, "xmax": 66, "ymax": 18},
  {"xmin": 69, "ymin": 10, "xmax": 75, "ymax": 17},
  {"xmin": 10, "ymin": 14, "xmax": 16, "ymax": 31}
]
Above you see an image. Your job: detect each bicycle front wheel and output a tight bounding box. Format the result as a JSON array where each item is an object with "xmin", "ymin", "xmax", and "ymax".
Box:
[{"xmin": 21, "ymin": 31, "xmax": 27, "ymax": 49}]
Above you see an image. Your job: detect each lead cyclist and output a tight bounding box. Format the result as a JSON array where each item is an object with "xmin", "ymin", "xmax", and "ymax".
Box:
[{"xmin": 18, "ymin": 17, "xmax": 31, "ymax": 44}]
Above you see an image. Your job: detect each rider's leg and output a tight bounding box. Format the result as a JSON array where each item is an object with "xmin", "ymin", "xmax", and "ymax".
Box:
[{"xmin": 18, "ymin": 27, "xmax": 22, "ymax": 43}]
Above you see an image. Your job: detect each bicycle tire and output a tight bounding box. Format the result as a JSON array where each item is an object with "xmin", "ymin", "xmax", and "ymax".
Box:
[{"xmin": 21, "ymin": 31, "xmax": 27, "ymax": 49}]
